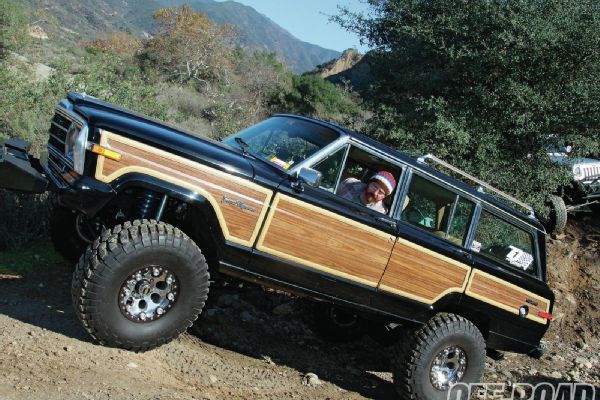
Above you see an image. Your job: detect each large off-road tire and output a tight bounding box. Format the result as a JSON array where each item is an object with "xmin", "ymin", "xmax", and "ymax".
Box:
[
  {"xmin": 313, "ymin": 303, "xmax": 365, "ymax": 343},
  {"xmin": 545, "ymin": 195, "xmax": 567, "ymax": 235},
  {"xmin": 50, "ymin": 205, "xmax": 88, "ymax": 263},
  {"xmin": 71, "ymin": 219, "xmax": 210, "ymax": 351},
  {"xmin": 392, "ymin": 313, "xmax": 486, "ymax": 400}
]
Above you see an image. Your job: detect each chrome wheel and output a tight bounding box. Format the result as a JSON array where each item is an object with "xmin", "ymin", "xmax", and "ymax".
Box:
[
  {"xmin": 119, "ymin": 266, "xmax": 179, "ymax": 322},
  {"xmin": 429, "ymin": 345, "xmax": 468, "ymax": 390}
]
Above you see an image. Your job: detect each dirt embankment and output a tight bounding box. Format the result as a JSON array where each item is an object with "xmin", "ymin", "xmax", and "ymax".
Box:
[{"xmin": 0, "ymin": 218, "xmax": 598, "ymax": 399}]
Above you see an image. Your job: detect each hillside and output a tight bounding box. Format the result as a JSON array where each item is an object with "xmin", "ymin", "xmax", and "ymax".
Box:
[
  {"xmin": 315, "ymin": 49, "xmax": 372, "ymax": 91},
  {"xmin": 21, "ymin": 0, "xmax": 340, "ymax": 73}
]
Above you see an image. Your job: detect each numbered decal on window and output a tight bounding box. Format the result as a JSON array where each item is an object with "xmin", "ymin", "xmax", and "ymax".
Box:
[{"xmin": 505, "ymin": 245, "xmax": 534, "ymax": 271}]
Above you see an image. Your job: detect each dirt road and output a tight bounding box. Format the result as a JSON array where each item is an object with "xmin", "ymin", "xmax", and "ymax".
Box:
[{"xmin": 0, "ymin": 219, "xmax": 598, "ymax": 399}]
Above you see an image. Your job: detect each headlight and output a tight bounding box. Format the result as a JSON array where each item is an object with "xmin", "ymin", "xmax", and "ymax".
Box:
[
  {"xmin": 572, "ymin": 165, "xmax": 584, "ymax": 181},
  {"xmin": 65, "ymin": 122, "xmax": 88, "ymax": 174}
]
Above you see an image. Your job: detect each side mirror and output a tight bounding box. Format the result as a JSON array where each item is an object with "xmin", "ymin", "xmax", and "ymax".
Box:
[{"xmin": 292, "ymin": 167, "xmax": 321, "ymax": 191}]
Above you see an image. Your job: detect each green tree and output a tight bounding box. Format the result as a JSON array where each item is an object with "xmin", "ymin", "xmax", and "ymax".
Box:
[
  {"xmin": 274, "ymin": 73, "xmax": 361, "ymax": 121},
  {"xmin": 145, "ymin": 5, "xmax": 235, "ymax": 87},
  {"xmin": 335, "ymin": 0, "xmax": 600, "ymax": 208}
]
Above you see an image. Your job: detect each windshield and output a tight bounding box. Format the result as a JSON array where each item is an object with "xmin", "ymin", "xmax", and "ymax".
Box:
[{"xmin": 223, "ymin": 116, "xmax": 340, "ymax": 170}]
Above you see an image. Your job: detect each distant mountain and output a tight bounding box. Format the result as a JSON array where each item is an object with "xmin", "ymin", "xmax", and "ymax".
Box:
[{"xmin": 22, "ymin": 0, "xmax": 340, "ymax": 73}]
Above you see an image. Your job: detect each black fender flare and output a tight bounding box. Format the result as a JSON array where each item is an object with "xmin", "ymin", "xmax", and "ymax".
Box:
[{"xmin": 110, "ymin": 172, "xmax": 226, "ymax": 247}]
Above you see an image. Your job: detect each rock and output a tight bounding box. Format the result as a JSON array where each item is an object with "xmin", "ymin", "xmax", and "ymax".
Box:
[
  {"xmin": 126, "ymin": 362, "xmax": 138, "ymax": 369},
  {"xmin": 550, "ymin": 371, "xmax": 562, "ymax": 379},
  {"xmin": 575, "ymin": 356, "xmax": 587, "ymax": 365},
  {"xmin": 302, "ymin": 372, "xmax": 321, "ymax": 386},
  {"xmin": 63, "ymin": 346, "xmax": 72, "ymax": 352},
  {"xmin": 29, "ymin": 25, "xmax": 49, "ymax": 40},
  {"xmin": 564, "ymin": 294, "xmax": 577, "ymax": 306},
  {"xmin": 205, "ymin": 308, "xmax": 218, "ymax": 319},
  {"xmin": 502, "ymin": 371, "xmax": 513, "ymax": 380},
  {"xmin": 217, "ymin": 294, "xmax": 239, "ymax": 308},
  {"xmin": 514, "ymin": 386, "xmax": 527, "ymax": 399},
  {"xmin": 575, "ymin": 340, "xmax": 588, "ymax": 350},
  {"xmin": 262, "ymin": 356, "xmax": 275, "ymax": 365},
  {"xmin": 240, "ymin": 311, "xmax": 253, "ymax": 323},
  {"xmin": 552, "ymin": 354, "xmax": 565, "ymax": 362},
  {"xmin": 272, "ymin": 303, "xmax": 294, "ymax": 316},
  {"xmin": 584, "ymin": 361, "xmax": 593, "ymax": 369},
  {"xmin": 209, "ymin": 375, "xmax": 218, "ymax": 383}
]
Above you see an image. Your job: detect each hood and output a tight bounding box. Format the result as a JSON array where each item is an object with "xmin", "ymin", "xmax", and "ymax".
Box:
[{"xmin": 66, "ymin": 92, "xmax": 255, "ymax": 180}]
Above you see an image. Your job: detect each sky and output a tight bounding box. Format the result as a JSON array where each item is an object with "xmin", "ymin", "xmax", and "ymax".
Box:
[{"xmin": 215, "ymin": 0, "xmax": 372, "ymax": 53}]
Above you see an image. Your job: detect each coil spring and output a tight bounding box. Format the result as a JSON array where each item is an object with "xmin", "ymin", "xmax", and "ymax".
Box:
[{"xmin": 135, "ymin": 190, "xmax": 162, "ymax": 220}]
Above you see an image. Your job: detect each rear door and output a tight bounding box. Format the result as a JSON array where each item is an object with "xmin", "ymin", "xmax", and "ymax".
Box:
[{"xmin": 377, "ymin": 169, "xmax": 476, "ymax": 305}]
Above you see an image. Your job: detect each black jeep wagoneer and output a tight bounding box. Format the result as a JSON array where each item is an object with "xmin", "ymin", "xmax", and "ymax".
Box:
[{"xmin": 0, "ymin": 93, "xmax": 553, "ymax": 400}]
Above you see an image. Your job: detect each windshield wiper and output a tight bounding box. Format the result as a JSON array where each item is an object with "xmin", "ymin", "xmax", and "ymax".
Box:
[{"xmin": 234, "ymin": 137, "xmax": 250, "ymax": 155}]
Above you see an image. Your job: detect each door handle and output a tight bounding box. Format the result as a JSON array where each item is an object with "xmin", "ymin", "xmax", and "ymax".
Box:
[
  {"xmin": 453, "ymin": 248, "xmax": 472, "ymax": 260},
  {"xmin": 376, "ymin": 217, "xmax": 397, "ymax": 229}
]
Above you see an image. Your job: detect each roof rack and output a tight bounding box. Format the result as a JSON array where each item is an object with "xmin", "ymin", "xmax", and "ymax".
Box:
[{"xmin": 417, "ymin": 154, "xmax": 535, "ymax": 217}]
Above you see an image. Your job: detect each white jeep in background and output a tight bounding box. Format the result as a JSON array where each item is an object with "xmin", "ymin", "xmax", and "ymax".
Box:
[{"xmin": 546, "ymin": 146, "xmax": 600, "ymax": 233}]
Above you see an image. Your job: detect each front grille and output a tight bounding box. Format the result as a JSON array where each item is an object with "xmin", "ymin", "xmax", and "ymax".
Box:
[
  {"xmin": 582, "ymin": 165, "xmax": 600, "ymax": 180},
  {"xmin": 47, "ymin": 107, "xmax": 81, "ymax": 171}
]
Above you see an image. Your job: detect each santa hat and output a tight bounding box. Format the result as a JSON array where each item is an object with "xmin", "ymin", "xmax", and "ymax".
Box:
[{"xmin": 370, "ymin": 171, "xmax": 396, "ymax": 195}]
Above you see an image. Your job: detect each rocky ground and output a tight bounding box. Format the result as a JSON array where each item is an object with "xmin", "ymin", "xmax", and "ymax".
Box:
[{"xmin": 0, "ymin": 217, "xmax": 598, "ymax": 399}]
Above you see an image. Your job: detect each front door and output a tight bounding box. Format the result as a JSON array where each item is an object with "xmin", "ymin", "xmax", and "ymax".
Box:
[{"xmin": 250, "ymin": 142, "xmax": 403, "ymax": 303}]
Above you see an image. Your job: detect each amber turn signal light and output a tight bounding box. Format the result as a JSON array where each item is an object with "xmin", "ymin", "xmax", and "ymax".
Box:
[{"xmin": 91, "ymin": 144, "xmax": 122, "ymax": 161}]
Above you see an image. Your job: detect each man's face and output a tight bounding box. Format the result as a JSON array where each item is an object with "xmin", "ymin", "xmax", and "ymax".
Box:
[{"xmin": 365, "ymin": 181, "xmax": 389, "ymax": 204}]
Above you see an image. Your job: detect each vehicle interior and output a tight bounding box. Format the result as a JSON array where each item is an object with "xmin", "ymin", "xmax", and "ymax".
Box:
[{"xmin": 312, "ymin": 144, "xmax": 403, "ymax": 214}]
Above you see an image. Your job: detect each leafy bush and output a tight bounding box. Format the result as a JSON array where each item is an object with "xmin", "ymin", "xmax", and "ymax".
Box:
[
  {"xmin": 0, "ymin": 0, "xmax": 29, "ymax": 59},
  {"xmin": 0, "ymin": 47, "xmax": 169, "ymax": 249},
  {"xmin": 272, "ymin": 73, "xmax": 361, "ymax": 123}
]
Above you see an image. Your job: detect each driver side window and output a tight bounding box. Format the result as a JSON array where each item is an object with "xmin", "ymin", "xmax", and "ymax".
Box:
[{"xmin": 311, "ymin": 144, "xmax": 403, "ymax": 216}]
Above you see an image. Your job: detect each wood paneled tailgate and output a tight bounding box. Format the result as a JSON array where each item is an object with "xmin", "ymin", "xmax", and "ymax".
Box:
[
  {"xmin": 256, "ymin": 194, "xmax": 396, "ymax": 287},
  {"xmin": 466, "ymin": 270, "xmax": 551, "ymax": 324},
  {"xmin": 95, "ymin": 131, "xmax": 273, "ymax": 247},
  {"xmin": 378, "ymin": 237, "xmax": 471, "ymax": 304}
]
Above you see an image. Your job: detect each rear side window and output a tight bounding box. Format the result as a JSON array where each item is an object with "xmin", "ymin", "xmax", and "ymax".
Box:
[
  {"xmin": 472, "ymin": 210, "xmax": 538, "ymax": 276},
  {"xmin": 400, "ymin": 174, "xmax": 474, "ymax": 245}
]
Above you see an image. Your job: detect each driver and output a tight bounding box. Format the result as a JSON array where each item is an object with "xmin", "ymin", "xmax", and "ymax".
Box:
[{"xmin": 336, "ymin": 171, "xmax": 397, "ymax": 214}]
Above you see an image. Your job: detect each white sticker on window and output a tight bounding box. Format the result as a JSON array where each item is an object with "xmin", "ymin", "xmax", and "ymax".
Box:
[
  {"xmin": 471, "ymin": 240, "xmax": 481, "ymax": 253},
  {"xmin": 505, "ymin": 245, "xmax": 534, "ymax": 270}
]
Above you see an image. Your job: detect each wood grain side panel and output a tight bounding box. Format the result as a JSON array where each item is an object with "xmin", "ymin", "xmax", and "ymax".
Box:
[
  {"xmin": 256, "ymin": 194, "xmax": 395, "ymax": 287},
  {"xmin": 466, "ymin": 270, "xmax": 550, "ymax": 324},
  {"xmin": 378, "ymin": 237, "xmax": 471, "ymax": 304},
  {"xmin": 95, "ymin": 131, "xmax": 273, "ymax": 246}
]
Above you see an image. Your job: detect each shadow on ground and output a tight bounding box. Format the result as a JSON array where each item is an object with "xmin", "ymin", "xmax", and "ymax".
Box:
[
  {"xmin": 189, "ymin": 284, "xmax": 401, "ymax": 399},
  {"xmin": 0, "ymin": 263, "xmax": 90, "ymax": 342},
  {"xmin": 0, "ymin": 266, "xmax": 399, "ymax": 398}
]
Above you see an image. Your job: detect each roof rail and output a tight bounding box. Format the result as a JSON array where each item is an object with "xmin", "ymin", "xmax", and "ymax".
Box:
[{"xmin": 417, "ymin": 154, "xmax": 535, "ymax": 216}]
